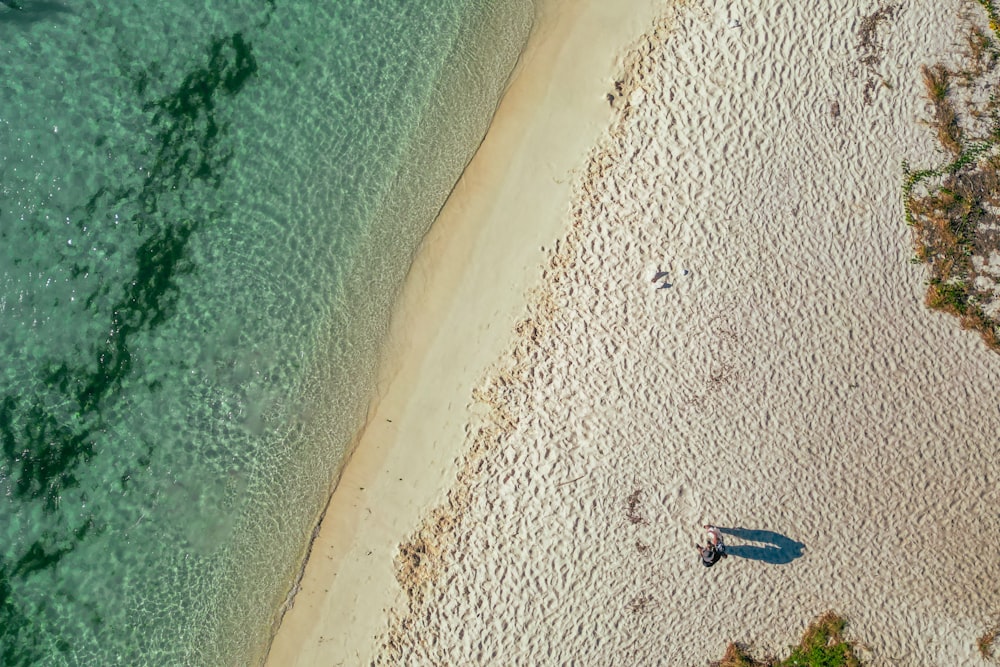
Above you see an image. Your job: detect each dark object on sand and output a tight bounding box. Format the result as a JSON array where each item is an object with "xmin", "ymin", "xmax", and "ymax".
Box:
[{"xmin": 697, "ymin": 524, "xmax": 728, "ymax": 567}]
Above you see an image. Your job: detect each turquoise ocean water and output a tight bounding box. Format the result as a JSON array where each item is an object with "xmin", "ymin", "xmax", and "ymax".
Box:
[{"xmin": 0, "ymin": 0, "xmax": 531, "ymax": 664}]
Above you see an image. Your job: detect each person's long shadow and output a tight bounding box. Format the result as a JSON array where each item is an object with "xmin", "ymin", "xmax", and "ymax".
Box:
[{"xmin": 718, "ymin": 527, "xmax": 804, "ymax": 565}]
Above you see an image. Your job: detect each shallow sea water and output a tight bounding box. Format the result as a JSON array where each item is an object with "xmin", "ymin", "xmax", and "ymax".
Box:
[{"xmin": 0, "ymin": 0, "xmax": 531, "ymax": 664}]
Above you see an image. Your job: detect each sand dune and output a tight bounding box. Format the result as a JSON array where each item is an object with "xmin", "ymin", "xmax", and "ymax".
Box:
[{"xmin": 373, "ymin": 1, "xmax": 1000, "ymax": 665}]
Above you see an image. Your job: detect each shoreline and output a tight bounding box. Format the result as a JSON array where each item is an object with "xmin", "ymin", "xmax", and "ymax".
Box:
[{"xmin": 262, "ymin": 0, "xmax": 666, "ymax": 663}]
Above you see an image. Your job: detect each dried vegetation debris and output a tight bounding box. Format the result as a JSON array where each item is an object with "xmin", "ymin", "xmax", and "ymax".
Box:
[
  {"xmin": 625, "ymin": 488, "xmax": 647, "ymax": 525},
  {"xmin": 979, "ymin": 619, "xmax": 1000, "ymax": 659},
  {"xmin": 856, "ymin": 4, "xmax": 901, "ymax": 105},
  {"xmin": 626, "ymin": 593, "xmax": 655, "ymax": 614}
]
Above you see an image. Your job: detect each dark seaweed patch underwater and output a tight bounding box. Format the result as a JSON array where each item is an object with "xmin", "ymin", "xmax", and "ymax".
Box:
[{"xmin": 0, "ymin": 0, "xmax": 530, "ymax": 662}]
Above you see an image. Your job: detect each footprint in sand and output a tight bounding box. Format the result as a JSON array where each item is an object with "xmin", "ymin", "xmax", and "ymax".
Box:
[{"xmin": 663, "ymin": 482, "xmax": 699, "ymax": 524}]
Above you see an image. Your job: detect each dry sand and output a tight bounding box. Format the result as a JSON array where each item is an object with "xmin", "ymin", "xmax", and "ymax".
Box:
[{"xmin": 269, "ymin": 0, "xmax": 1000, "ymax": 665}]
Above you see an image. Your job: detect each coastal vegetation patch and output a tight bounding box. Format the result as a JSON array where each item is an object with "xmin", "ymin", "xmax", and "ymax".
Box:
[
  {"xmin": 713, "ymin": 612, "xmax": 862, "ymax": 667},
  {"xmin": 903, "ymin": 0, "xmax": 1000, "ymax": 353}
]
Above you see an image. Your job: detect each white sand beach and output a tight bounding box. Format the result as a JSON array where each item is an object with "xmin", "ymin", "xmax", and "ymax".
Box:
[{"xmin": 267, "ymin": 0, "xmax": 1000, "ymax": 665}]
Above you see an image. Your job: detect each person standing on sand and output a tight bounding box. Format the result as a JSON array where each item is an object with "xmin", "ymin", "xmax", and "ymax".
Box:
[{"xmin": 696, "ymin": 524, "xmax": 728, "ymax": 567}]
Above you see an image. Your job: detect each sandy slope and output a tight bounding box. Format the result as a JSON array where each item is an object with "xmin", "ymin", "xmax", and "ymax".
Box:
[
  {"xmin": 371, "ymin": 1, "xmax": 1000, "ymax": 665},
  {"xmin": 262, "ymin": 0, "xmax": 665, "ymax": 664}
]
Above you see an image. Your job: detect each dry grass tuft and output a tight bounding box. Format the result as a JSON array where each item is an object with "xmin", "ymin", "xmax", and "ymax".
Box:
[
  {"xmin": 981, "ymin": 322, "xmax": 1000, "ymax": 349},
  {"xmin": 979, "ymin": 622, "xmax": 1000, "ymax": 659},
  {"xmin": 715, "ymin": 642, "xmax": 772, "ymax": 667},
  {"xmin": 921, "ymin": 64, "xmax": 963, "ymax": 155},
  {"xmin": 962, "ymin": 23, "xmax": 998, "ymax": 79},
  {"xmin": 921, "ymin": 63, "xmax": 951, "ymax": 101}
]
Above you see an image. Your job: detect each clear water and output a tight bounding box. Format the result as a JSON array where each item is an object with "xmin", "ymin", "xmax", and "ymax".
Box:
[{"xmin": 0, "ymin": 0, "xmax": 531, "ymax": 664}]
